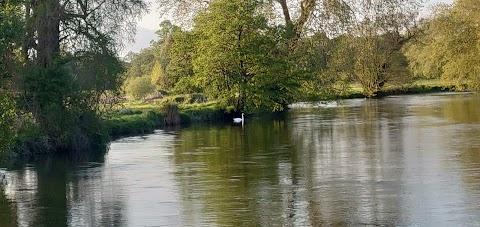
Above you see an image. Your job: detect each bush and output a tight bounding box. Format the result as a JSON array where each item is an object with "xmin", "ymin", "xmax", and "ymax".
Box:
[
  {"xmin": 188, "ymin": 93, "xmax": 207, "ymax": 104},
  {"xmin": 125, "ymin": 75, "xmax": 155, "ymax": 100},
  {"xmin": 104, "ymin": 110, "xmax": 165, "ymax": 138},
  {"xmin": 118, "ymin": 108, "xmax": 143, "ymax": 116},
  {"xmin": 0, "ymin": 93, "xmax": 17, "ymax": 154},
  {"xmin": 157, "ymin": 93, "xmax": 208, "ymax": 105},
  {"xmin": 181, "ymin": 103, "xmax": 227, "ymax": 122}
]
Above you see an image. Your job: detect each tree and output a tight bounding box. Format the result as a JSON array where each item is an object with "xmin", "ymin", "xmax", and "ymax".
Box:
[
  {"xmin": 14, "ymin": 0, "xmax": 147, "ymax": 152},
  {"xmin": 125, "ymin": 75, "xmax": 156, "ymax": 100},
  {"xmin": 163, "ymin": 29, "xmax": 198, "ymax": 93},
  {"xmin": 192, "ymin": 0, "xmax": 298, "ymax": 112},
  {"xmin": 332, "ymin": 0, "xmax": 420, "ymax": 97},
  {"xmin": 403, "ymin": 19, "xmax": 445, "ymax": 80},
  {"xmin": 150, "ymin": 21, "xmax": 183, "ymax": 90},
  {"xmin": 125, "ymin": 49, "xmax": 156, "ymax": 79},
  {"xmin": 158, "ymin": 0, "xmax": 315, "ymax": 42},
  {"xmin": 0, "ymin": 0, "xmax": 24, "ymax": 153},
  {"xmin": 404, "ymin": 0, "xmax": 480, "ymax": 90}
]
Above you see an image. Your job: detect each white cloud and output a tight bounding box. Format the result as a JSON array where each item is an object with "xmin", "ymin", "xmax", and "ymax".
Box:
[{"xmin": 138, "ymin": 0, "xmax": 163, "ymax": 31}]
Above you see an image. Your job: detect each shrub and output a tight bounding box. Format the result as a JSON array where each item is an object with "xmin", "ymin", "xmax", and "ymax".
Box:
[
  {"xmin": 125, "ymin": 75, "xmax": 155, "ymax": 100},
  {"xmin": 0, "ymin": 93, "xmax": 17, "ymax": 154}
]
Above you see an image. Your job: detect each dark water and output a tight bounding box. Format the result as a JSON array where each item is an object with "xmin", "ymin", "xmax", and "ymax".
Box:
[{"xmin": 2, "ymin": 93, "xmax": 480, "ymax": 226}]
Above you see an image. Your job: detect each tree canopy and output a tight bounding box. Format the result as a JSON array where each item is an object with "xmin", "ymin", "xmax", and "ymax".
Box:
[
  {"xmin": 404, "ymin": 0, "xmax": 480, "ymax": 90},
  {"xmin": 0, "ymin": 0, "xmax": 147, "ymax": 153}
]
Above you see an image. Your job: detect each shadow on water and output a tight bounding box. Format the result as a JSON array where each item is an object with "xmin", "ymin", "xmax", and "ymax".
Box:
[
  {"xmin": 0, "ymin": 144, "xmax": 129, "ymax": 226},
  {"xmin": 169, "ymin": 93, "xmax": 480, "ymax": 226},
  {"xmin": 169, "ymin": 100, "xmax": 408, "ymax": 226},
  {"xmin": 172, "ymin": 116, "xmax": 295, "ymax": 226},
  {"xmin": 1, "ymin": 92, "xmax": 480, "ymax": 226}
]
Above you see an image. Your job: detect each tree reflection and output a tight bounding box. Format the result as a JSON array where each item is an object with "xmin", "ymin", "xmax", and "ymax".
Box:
[
  {"xmin": 0, "ymin": 182, "xmax": 17, "ymax": 227},
  {"xmin": 172, "ymin": 99, "xmax": 408, "ymax": 226},
  {"xmin": 36, "ymin": 158, "xmax": 68, "ymax": 225},
  {"xmin": 411, "ymin": 93, "xmax": 480, "ymax": 124},
  {"xmin": 172, "ymin": 119, "xmax": 296, "ymax": 226},
  {"xmin": 289, "ymin": 99, "xmax": 407, "ymax": 226},
  {"xmin": 0, "ymin": 151, "xmax": 126, "ymax": 226},
  {"xmin": 410, "ymin": 94, "xmax": 480, "ymax": 194}
]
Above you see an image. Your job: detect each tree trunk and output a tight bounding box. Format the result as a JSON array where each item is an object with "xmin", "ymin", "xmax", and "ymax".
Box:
[
  {"xmin": 35, "ymin": 0, "xmax": 61, "ymax": 67},
  {"xmin": 294, "ymin": 0, "xmax": 315, "ymax": 39},
  {"xmin": 275, "ymin": 0, "xmax": 315, "ymax": 47},
  {"xmin": 276, "ymin": 0, "xmax": 292, "ymax": 26}
]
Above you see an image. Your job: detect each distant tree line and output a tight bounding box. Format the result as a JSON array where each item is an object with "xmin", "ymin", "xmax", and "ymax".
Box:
[{"xmin": 125, "ymin": 0, "xmax": 427, "ymax": 112}]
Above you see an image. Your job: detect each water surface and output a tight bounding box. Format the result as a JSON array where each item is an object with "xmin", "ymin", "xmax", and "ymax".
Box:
[{"xmin": 1, "ymin": 93, "xmax": 480, "ymax": 226}]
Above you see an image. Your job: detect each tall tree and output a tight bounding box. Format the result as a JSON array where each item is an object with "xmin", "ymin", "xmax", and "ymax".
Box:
[
  {"xmin": 158, "ymin": 0, "xmax": 316, "ymax": 41},
  {"xmin": 334, "ymin": 0, "xmax": 420, "ymax": 97},
  {"xmin": 160, "ymin": 29, "xmax": 197, "ymax": 93},
  {"xmin": 16, "ymin": 0, "xmax": 147, "ymax": 152},
  {"xmin": 405, "ymin": 0, "xmax": 480, "ymax": 90},
  {"xmin": 150, "ymin": 20, "xmax": 182, "ymax": 90},
  {"xmin": 0, "ymin": 0, "xmax": 24, "ymax": 153},
  {"xmin": 192, "ymin": 0, "xmax": 297, "ymax": 112}
]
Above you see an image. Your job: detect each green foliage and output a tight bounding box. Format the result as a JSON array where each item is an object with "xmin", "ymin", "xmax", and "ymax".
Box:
[
  {"xmin": 0, "ymin": 0, "xmax": 24, "ymax": 81},
  {"xmin": 154, "ymin": 28, "xmax": 199, "ymax": 93},
  {"xmin": 150, "ymin": 34, "xmax": 175, "ymax": 89},
  {"xmin": 17, "ymin": 60, "xmax": 109, "ymax": 152},
  {"xmin": 405, "ymin": 0, "xmax": 480, "ymax": 90},
  {"xmin": 104, "ymin": 101, "xmax": 228, "ymax": 137},
  {"xmin": 125, "ymin": 75, "xmax": 155, "ymax": 100},
  {"xmin": 181, "ymin": 102, "xmax": 226, "ymax": 123},
  {"xmin": 125, "ymin": 48, "xmax": 156, "ymax": 79},
  {"xmin": 1, "ymin": 0, "xmax": 148, "ymax": 156},
  {"xmin": 69, "ymin": 51, "xmax": 125, "ymax": 91},
  {"xmin": 141, "ymin": 93, "xmax": 208, "ymax": 107},
  {"xmin": 0, "ymin": 93, "xmax": 17, "ymax": 153},
  {"xmin": 105, "ymin": 111, "xmax": 163, "ymax": 137},
  {"xmin": 127, "ymin": 20, "xmax": 199, "ymax": 94},
  {"xmin": 167, "ymin": 30, "xmax": 199, "ymax": 93},
  {"xmin": 0, "ymin": 0, "xmax": 24, "ymax": 153},
  {"xmin": 192, "ymin": 0, "xmax": 298, "ymax": 112},
  {"xmin": 403, "ymin": 21, "xmax": 445, "ymax": 80},
  {"xmin": 292, "ymin": 33, "xmax": 344, "ymax": 101}
]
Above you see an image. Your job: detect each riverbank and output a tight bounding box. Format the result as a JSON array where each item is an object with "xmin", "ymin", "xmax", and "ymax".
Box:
[
  {"xmin": 338, "ymin": 80, "xmax": 457, "ymax": 99},
  {"xmin": 107, "ymin": 81, "xmax": 459, "ymax": 138},
  {"xmin": 0, "ymin": 101, "xmax": 231, "ymax": 165},
  {"xmin": 104, "ymin": 101, "xmax": 231, "ymax": 139},
  {"xmin": 4, "ymin": 92, "xmax": 480, "ymax": 226},
  {"xmin": 0, "ymin": 80, "xmax": 465, "ymax": 164}
]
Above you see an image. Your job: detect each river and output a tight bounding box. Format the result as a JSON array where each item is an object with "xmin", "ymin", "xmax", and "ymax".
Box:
[{"xmin": 1, "ymin": 92, "xmax": 480, "ymax": 226}]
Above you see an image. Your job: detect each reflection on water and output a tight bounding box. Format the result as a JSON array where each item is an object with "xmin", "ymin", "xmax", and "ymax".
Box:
[{"xmin": 1, "ymin": 93, "xmax": 480, "ymax": 226}]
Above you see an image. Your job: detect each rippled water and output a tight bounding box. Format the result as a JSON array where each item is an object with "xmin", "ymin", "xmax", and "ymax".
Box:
[{"xmin": 1, "ymin": 93, "xmax": 480, "ymax": 226}]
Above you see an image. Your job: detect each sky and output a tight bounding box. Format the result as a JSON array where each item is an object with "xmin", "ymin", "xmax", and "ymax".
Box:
[{"xmin": 122, "ymin": 0, "xmax": 455, "ymax": 55}]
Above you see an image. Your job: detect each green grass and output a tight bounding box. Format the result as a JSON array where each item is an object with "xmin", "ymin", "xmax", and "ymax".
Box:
[
  {"xmin": 104, "ymin": 97, "xmax": 229, "ymax": 138},
  {"xmin": 180, "ymin": 102, "xmax": 226, "ymax": 123},
  {"xmin": 106, "ymin": 80, "xmax": 461, "ymax": 138},
  {"xmin": 104, "ymin": 110, "xmax": 165, "ymax": 138},
  {"xmin": 338, "ymin": 79, "xmax": 457, "ymax": 99},
  {"xmin": 413, "ymin": 79, "xmax": 456, "ymax": 88}
]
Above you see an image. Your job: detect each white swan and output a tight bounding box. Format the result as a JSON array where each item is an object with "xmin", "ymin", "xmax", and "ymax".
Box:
[{"xmin": 233, "ymin": 113, "xmax": 244, "ymax": 123}]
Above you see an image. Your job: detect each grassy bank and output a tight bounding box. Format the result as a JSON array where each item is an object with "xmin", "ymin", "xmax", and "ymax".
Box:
[
  {"xmin": 0, "ymin": 100, "xmax": 229, "ymax": 164},
  {"xmin": 1, "ymin": 80, "xmax": 466, "ymax": 163},
  {"xmin": 104, "ymin": 100, "xmax": 229, "ymax": 139},
  {"xmin": 106, "ymin": 80, "xmax": 463, "ymax": 138},
  {"xmin": 338, "ymin": 80, "xmax": 458, "ymax": 99}
]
